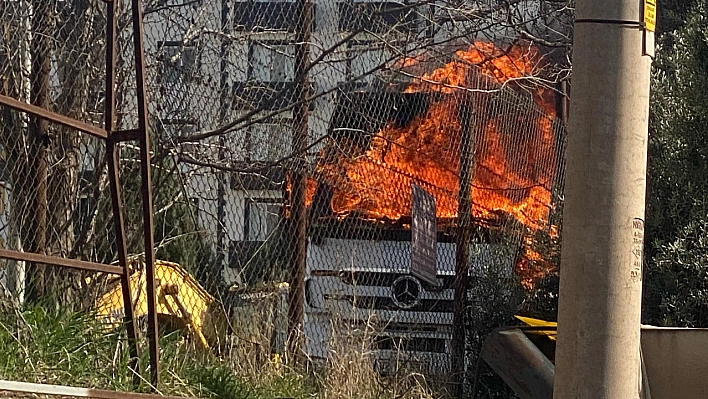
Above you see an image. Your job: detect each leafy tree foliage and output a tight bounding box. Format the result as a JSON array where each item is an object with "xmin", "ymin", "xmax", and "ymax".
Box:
[
  {"xmin": 646, "ymin": 218, "xmax": 708, "ymax": 326},
  {"xmin": 658, "ymin": 0, "xmax": 700, "ymax": 33},
  {"xmin": 643, "ymin": 0, "xmax": 708, "ymax": 326}
]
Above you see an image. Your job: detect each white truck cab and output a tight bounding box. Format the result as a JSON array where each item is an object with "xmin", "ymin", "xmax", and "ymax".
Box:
[{"xmin": 303, "ymin": 235, "xmax": 516, "ymax": 375}]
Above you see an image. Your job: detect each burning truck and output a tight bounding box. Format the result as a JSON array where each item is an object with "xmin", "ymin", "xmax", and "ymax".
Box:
[
  {"xmin": 304, "ymin": 224, "xmax": 519, "ymax": 375},
  {"xmin": 299, "ymin": 41, "xmax": 565, "ymax": 374}
]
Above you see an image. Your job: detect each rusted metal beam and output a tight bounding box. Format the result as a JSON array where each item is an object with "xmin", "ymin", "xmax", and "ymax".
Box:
[
  {"xmin": 0, "ymin": 94, "xmax": 108, "ymax": 139},
  {"xmin": 552, "ymin": 81, "xmax": 568, "ymax": 201},
  {"xmin": 215, "ymin": 0, "xmax": 227, "ymax": 296},
  {"xmin": 286, "ymin": 0, "xmax": 312, "ymax": 363},
  {"xmin": 105, "ymin": 0, "xmax": 141, "ymax": 386},
  {"xmin": 0, "ymin": 379, "xmax": 202, "ymax": 399},
  {"xmin": 451, "ymin": 92, "xmax": 475, "ymax": 396},
  {"xmin": 132, "ymin": 0, "xmax": 160, "ymax": 387},
  {"xmin": 0, "ymin": 249, "xmax": 123, "ymax": 275},
  {"xmin": 560, "ymin": 80, "xmax": 569, "ymax": 125}
]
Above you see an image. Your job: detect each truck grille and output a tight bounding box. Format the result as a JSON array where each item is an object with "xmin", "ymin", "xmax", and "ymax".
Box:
[{"xmin": 331, "ymin": 294, "xmax": 454, "ymax": 313}]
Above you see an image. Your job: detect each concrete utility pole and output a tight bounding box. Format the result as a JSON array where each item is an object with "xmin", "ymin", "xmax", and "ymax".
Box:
[{"xmin": 553, "ymin": 0, "xmax": 653, "ymax": 397}]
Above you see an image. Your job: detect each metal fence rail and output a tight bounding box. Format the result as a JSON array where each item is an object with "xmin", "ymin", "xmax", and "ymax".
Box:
[{"xmin": 0, "ymin": 0, "xmax": 159, "ymax": 391}]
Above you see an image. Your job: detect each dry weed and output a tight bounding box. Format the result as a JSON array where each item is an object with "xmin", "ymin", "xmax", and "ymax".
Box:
[{"xmin": 319, "ymin": 315, "xmax": 442, "ymax": 399}]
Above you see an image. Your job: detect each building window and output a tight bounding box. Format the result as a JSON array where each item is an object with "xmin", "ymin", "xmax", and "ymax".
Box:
[
  {"xmin": 161, "ymin": 118, "xmax": 199, "ymax": 144},
  {"xmin": 346, "ymin": 40, "xmax": 394, "ymax": 84},
  {"xmin": 157, "ymin": 41, "xmax": 198, "ymax": 84},
  {"xmin": 246, "ymin": 118, "xmax": 292, "ymax": 162},
  {"xmin": 162, "ymin": 118, "xmax": 198, "ymax": 136},
  {"xmin": 161, "ymin": 119, "xmax": 203, "ymax": 157},
  {"xmin": 339, "ymin": 2, "xmax": 417, "ymax": 35},
  {"xmin": 73, "ymin": 195, "xmax": 93, "ymax": 242},
  {"xmin": 230, "ymin": 2, "xmax": 316, "ymax": 32},
  {"xmin": 248, "ymin": 41, "xmax": 295, "ymax": 82},
  {"xmin": 244, "ymin": 198, "xmax": 282, "ymax": 241}
]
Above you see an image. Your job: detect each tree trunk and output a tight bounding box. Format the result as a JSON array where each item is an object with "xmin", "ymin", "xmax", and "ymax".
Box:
[
  {"xmin": 45, "ymin": 0, "xmax": 97, "ymax": 310},
  {"xmin": 23, "ymin": 0, "xmax": 52, "ymax": 303}
]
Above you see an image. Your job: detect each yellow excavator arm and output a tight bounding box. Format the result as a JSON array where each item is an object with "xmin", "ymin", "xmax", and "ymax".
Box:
[{"xmin": 95, "ymin": 260, "xmax": 219, "ymax": 349}]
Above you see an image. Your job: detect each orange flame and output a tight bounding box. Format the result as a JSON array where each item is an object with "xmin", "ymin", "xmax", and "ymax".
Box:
[
  {"xmin": 549, "ymin": 224, "xmax": 560, "ymax": 239},
  {"xmin": 317, "ymin": 41, "xmax": 559, "ymax": 229},
  {"xmin": 308, "ymin": 41, "xmax": 562, "ymax": 288},
  {"xmin": 516, "ymin": 248, "xmax": 557, "ymax": 289},
  {"xmin": 516, "ymin": 233, "xmax": 560, "ymax": 289}
]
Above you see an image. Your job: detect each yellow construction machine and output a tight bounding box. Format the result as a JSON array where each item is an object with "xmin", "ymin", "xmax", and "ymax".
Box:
[
  {"xmin": 95, "ymin": 260, "xmax": 226, "ymax": 349},
  {"xmin": 515, "ymin": 315, "xmax": 557, "ymax": 340}
]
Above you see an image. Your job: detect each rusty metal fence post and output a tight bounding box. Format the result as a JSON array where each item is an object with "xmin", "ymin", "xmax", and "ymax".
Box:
[
  {"xmin": 105, "ymin": 0, "xmax": 141, "ymax": 385},
  {"xmin": 131, "ymin": 0, "xmax": 160, "ymax": 387},
  {"xmin": 286, "ymin": 0, "xmax": 313, "ymax": 363},
  {"xmin": 452, "ymin": 92, "xmax": 475, "ymax": 395},
  {"xmin": 0, "ymin": 1, "xmax": 572, "ymax": 396}
]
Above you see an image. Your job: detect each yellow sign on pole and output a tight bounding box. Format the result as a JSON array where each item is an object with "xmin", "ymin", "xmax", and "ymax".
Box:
[{"xmin": 644, "ymin": 0, "xmax": 657, "ymax": 32}]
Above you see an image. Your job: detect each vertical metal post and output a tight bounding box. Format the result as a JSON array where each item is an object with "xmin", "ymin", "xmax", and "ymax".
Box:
[
  {"xmin": 452, "ymin": 93, "xmax": 475, "ymax": 395},
  {"xmin": 105, "ymin": 0, "xmax": 141, "ymax": 386},
  {"xmin": 216, "ymin": 0, "xmax": 229, "ymax": 276},
  {"xmin": 553, "ymin": 0, "xmax": 653, "ymax": 397},
  {"xmin": 560, "ymin": 81, "xmax": 569, "ymax": 125},
  {"xmin": 131, "ymin": 0, "xmax": 160, "ymax": 388},
  {"xmin": 286, "ymin": 0, "xmax": 311, "ymax": 363},
  {"xmin": 552, "ymin": 81, "xmax": 568, "ymax": 202}
]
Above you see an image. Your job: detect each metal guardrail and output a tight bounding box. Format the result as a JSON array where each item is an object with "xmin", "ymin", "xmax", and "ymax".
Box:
[{"xmin": 0, "ymin": 380, "xmax": 202, "ymax": 399}]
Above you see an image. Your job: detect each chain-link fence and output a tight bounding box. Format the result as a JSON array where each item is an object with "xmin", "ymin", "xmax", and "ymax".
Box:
[
  {"xmin": 144, "ymin": 0, "xmax": 569, "ymax": 394},
  {"xmin": 0, "ymin": 0, "xmax": 113, "ymax": 298},
  {"xmin": 0, "ymin": 0, "xmax": 173, "ymax": 393},
  {"xmin": 0, "ymin": 0, "xmax": 571, "ymax": 397}
]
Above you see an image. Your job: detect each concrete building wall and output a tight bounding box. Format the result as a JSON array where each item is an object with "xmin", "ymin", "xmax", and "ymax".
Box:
[{"xmin": 641, "ymin": 327, "xmax": 708, "ymax": 399}]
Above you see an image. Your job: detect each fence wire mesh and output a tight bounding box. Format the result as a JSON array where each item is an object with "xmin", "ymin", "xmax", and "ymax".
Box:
[
  {"xmin": 0, "ymin": 0, "xmax": 571, "ymax": 396},
  {"xmin": 0, "ymin": 1, "xmax": 118, "ymax": 302},
  {"xmin": 142, "ymin": 0, "xmax": 570, "ymax": 392}
]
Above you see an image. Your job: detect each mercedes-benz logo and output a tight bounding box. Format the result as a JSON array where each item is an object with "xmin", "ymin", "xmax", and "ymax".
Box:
[{"xmin": 391, "ymin": 275, "xmax": 422, "ymax": 309}]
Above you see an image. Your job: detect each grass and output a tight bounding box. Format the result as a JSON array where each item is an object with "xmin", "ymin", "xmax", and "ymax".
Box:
[
  {"xmin": 0, "ymin": 306, "xmax": 440, "ymax": 399},
  {"xmin": 319, "ymin": 316, "xmax": 441, "ymax": 399},
  {"xmin": 0, "ymin": 306, "xmax": 309, "ymax": 398},
  {"xmin": 0, "ymin": 307, "xmax": 132, "ymax": 389}
]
